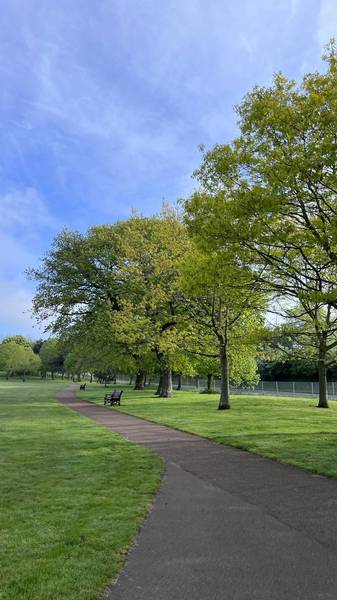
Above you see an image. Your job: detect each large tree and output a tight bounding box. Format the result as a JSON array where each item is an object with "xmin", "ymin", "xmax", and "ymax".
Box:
[
  {"xmin": 29, "ymin": 211, "xmax": 189, "ymax": 397},
  {"xmin": 0, "ymin": 341, "xmax": 41, "ymax": 380}
]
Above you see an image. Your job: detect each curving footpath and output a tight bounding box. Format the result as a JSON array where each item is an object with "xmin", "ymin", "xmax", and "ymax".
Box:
[{"xmin": 57, "ymin": 386, "xmax": 337, "ymax": 600}]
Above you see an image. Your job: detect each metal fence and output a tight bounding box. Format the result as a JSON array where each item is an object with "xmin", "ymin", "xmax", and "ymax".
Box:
[
  {"xmin": 231, "ymin": 380, "xmax": 337, "ymax": 399},
  {"xmin": 115, "ymin": 373, "xmax": 337, "ymax": 399}
]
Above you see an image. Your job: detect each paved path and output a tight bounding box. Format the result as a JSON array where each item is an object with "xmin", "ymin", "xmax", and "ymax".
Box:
[{"xmin": 57, "ymin": 386, "xmax": 337, "ymax": 600}]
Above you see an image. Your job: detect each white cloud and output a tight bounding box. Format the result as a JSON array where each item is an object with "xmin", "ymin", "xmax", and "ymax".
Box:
[
  {"xmin": 0, "ymin": 187, "xmax": 55, "ymax": 231},
  {"xmin": 317, "ymin": 0, "xmax": 337, "ymax": 45},
  {"xmin": 0, "ymin": 279, "xmax": 42, "ymax": 338},
  {"xmin": 0, "ymin": 187, "xmax": 56, "ymax": 337},
  {"xmin": 0, "ymin": 231, "xmax": 35, "ymax": 278}
]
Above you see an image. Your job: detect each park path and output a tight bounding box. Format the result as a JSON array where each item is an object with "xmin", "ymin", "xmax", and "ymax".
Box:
[{"xmin": 57, "ymin": 386, "xmax": 337, "ymax": 600}]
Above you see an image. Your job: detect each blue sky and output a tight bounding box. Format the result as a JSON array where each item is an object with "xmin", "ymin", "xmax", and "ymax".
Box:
[{"xmin": 0, "ymin": 0, "xmax": 336, "ymax": 338}]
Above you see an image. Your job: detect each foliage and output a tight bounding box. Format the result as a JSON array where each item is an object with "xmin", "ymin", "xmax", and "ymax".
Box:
[
  {"xmin": 32, "ymin": 338, "xmax": 44, "ymax": 354},
  {"xmin": 29, "ymin": 210, "xmax": 191, "ymax": 397},
  {"xmin": 40, "ymin": 338, "xmax": 66, "ymax": 376},
  {"xmin": 258, "ymin": 359, "xmax": 318, "ymax": 381},
  {"xmin": 1, "ymin": 335, "xmax": 33, "ymax": 349},
  {"xmin": 180, "ymin": 238, "xmax": 264, "ymax": 407},
  {"xmin": 0, "ymin": 340, "xmax": 41, "ymax": 379}
]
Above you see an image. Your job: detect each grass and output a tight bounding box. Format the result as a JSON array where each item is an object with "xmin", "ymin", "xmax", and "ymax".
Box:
[
  {"xmin": 79, "ymin": 383, "xmax": 337, "ymax": 479},
  {"xmin": 0, "ymin": 380, "xmax": 163, "ymax": 600}
]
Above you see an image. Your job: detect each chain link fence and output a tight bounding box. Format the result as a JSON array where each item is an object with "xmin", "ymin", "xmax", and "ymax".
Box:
[
  {"xmin": 115, "ymin": 373, "xmax": 337, "ymax": 399},
  {"xmin": 230, "ymin": 380, "xmax": 337, "ymax": 399}
]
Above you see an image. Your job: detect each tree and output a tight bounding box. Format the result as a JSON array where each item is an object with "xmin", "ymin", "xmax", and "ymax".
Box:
[
  {"xmin": 0, "ymin": 341, "xmax": 41, "ymax": 380},
  {"xmin": 112, "ymin": 212, "xmax": 190, "ymax": 396},
  {"xmin": 2, "ymin": 335, "xmax": 32, "ymax": 349},
  {"xmin": 67, "ymin": 305, "xmax": 157, "ymax": 386},
  {"xmin": 32, "ymin": 339, "xmax": 44, "ymax": 354},
  {"xmin": 187, "ymin": 43, "xmax": 337, "ymax": 408},
  {"xmin": 266, "ymin": 304, "xmax": 337, "ymax": 397},
  {"xmin": 194, "ymin": 355, "xmax": 219, "ymax": 392},
  {"xmin": 29, "ymin": 210, "xmax": 190, "ymax": 397},
  {"xmin": 40, "ymin": 339, "xmax": 66, "ymax": 378},
  {"xmin": 179, "ymin": 245, "xmax": 264, "ymax": 409}
]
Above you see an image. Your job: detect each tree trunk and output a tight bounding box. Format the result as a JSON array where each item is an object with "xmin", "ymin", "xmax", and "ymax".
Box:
[
  {"xmin": 160, "ymin": 368, "xmax": 172, "ymax": 398},
  {"xmin": 90, "ymin": 373, "xmax": 93, "ymax": 383},
  {"xmin": 318, "ymin": 354, "xmax": 329, "ymax": 408},
  {"xmin": 22, "ymin": 371, "xmax": 26, "ymax": 382},
  {"xmin": 218, "ymin": 343, "xmax": 230, "ymax": 410},
  {"xmin": 129, "ymin": 375, "xmax": 133, "ymax": 385},
  {"xmin": 207, "ymin": 373, "xmax": 214, "ymax": 392},
  {"xmin": 51, "ymin": 371, "xmax": 54, "ymax": 380},
  {"xmin": 176, "ymin": 373, "xmax": 182, "ymax": 391},
  {"xmin": 134, "ymin": 371, "xmax": 146, "ymax": 390},
  {"xmin": 155, "ymin": 373, "xmax": 163, "ymax": 395}
]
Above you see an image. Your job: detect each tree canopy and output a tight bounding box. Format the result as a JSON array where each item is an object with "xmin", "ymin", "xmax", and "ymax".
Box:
[{"xmin": 0, "ymin": 340, "xmax": 41, "ymax": 380}]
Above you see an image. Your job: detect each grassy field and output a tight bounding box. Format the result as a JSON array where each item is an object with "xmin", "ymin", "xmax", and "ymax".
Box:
[
  {"xmin": 0, "ymin": 380, "xmax": 162, "ymax": 600},
  {"xmin": 79, "ymin": 384, "xmax": 337, "ymax": 478}
]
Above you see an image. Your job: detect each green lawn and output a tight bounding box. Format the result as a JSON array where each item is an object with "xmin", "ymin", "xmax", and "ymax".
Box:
[
  {"xmin": 0, "ymin": 380, "xmax": 162, "ymax": 600},
  {"xmin": 79, "ymin": 384, "xmax": 337, "ymax": 478}
]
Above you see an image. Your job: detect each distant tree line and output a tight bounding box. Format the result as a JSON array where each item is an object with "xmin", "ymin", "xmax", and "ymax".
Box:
[
  {"xmin": 3, "ymin": 333, "xmax": 337, "ymax": 384},
  {"xmin": 0, "ymin": 336, "xmax": 66, "ymax": 380}
]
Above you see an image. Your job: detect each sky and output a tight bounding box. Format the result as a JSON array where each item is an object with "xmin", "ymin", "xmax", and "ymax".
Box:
[{"xmin": 0, "ymin": 0, "xmax": 336, "ymax": 339}]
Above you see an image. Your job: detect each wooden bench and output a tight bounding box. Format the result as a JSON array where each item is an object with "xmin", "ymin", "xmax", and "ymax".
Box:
[
  {"xmin": 80, "ymin": 383, "xmax": 86, "ymax": 391},
  {"xmin": 104, "ymin": 390, "xmax": 123, "ymax": 406}
]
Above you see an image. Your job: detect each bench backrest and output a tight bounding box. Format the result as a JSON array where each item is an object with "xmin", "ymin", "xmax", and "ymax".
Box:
[{"xmin": 111, "ymin": 390, "xmax": 123, "ymax": 399}]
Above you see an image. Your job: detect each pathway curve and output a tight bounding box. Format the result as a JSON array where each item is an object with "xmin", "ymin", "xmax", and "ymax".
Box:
[{"xmin": 57, "ymin": 386, "xmax": 337, "ymax": 600}]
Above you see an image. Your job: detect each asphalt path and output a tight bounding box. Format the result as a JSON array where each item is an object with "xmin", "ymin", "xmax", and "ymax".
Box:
[{"xmin": 57, "ymin": 386, "xmax": 337, "ymax": 600}]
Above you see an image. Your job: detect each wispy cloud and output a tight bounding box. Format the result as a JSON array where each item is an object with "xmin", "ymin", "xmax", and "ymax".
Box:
[
  {"xmin": 0, "ymin": 0, "xmax": 331, "ymax": 336},
  {"xmin": 317, "ymin": 0, "xmax": 337, "ymax": 45},
  {"xmin": 0, "ymin": 187, "xmax": 56, "ymax": 338},
  {"xmin": 0, "ymin": 187, "xmax": 55, "ymax": 231},
  {"xmin": 0, "ymin": 280, "xmax": 36, "ymax": 338}
]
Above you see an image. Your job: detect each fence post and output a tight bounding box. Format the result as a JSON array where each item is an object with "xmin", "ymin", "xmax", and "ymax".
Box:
[
  {"xmin": 292, "ymin": 381, "xmax": 295, "ymax": 394},
  {"xmin": 275, "ymin": 381, "xmax": 278, "ymax": 394},
  {"xmin": 333, "ymin": 381, "xmax": 335, "ymax": 397},
  {"xmin": 311, "ymin": 382, "xmax": 314, "ymax": 394},
  {"xmin": 261, "ymin": 380, "xmax": 264, "ymax": 394}
]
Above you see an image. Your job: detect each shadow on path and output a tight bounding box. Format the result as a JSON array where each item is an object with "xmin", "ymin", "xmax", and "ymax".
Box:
[{"xmin": 57, "ymin": 386, "xmax": 337, "ymax": 600}]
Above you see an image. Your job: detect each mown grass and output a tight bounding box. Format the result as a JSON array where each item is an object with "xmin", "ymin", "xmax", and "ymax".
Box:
[
  {"xmin": 80, "ymin": 383, "xmax": 337, "ymax": 478},
  {"xmin": 0, "ymin": 380, "xmax": 162, "ymax": 600}
]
